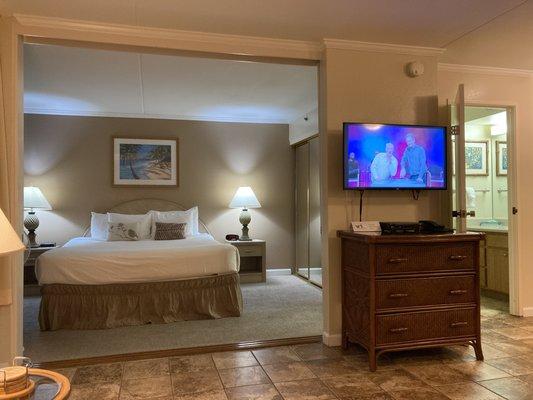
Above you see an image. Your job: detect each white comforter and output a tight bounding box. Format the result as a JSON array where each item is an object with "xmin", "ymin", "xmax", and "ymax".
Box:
[{"xmin": 36, "ymin": 234, "xmax": 240, "ymax": 285}]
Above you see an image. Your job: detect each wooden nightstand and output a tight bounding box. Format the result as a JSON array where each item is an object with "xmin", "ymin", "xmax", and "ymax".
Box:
[
  {"xmin": 24, "ymin": 245, "xmax": 57, "ymax": 287},
  {"xmin": 227, "ymin": 239, "xmax": 266, "ymax": 283}
]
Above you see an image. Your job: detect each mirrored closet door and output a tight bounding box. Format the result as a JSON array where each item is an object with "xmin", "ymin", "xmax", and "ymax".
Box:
[{"xmin": 294, "ymin": 136, "xmax": 322, "ymax": 286}]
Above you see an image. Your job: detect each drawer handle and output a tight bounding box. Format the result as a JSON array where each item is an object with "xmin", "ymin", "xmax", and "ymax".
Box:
[
  {"xmin": 449, "ymin": 290, "xmax": 467, "ymax": 295},
  {"xmin": 449, "ymin": 255, "xmax": 467, "ymax": 261},
  {"xmin": 389, "ymin": 327, "xmax": 408, "ymax": 333},
  {"xmin": 388, "ymin": 258, "xmax": 408, "ymax": 264},
  {"xmin": 389, "ymin": 293, "xmax": 409, "ymax": 298},
  {"xmin": 450, "ymin": 321, "xmax": 468, "ymax": 328}
]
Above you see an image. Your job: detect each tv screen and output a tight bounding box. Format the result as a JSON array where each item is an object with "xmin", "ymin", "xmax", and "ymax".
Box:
[{"xmin": 344, "ymin": 122, "xmax": 447, "ymax": 190}]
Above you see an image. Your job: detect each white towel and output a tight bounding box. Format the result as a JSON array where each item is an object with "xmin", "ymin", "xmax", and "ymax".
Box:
[{"xmin": 466, "ymin": 186, "xmax": 476, "ymax": 208}]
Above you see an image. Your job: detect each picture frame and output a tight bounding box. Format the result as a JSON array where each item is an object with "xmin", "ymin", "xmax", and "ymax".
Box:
[
  {"xmin": 496, "ymin": 140, "xmax": 508, "ymax": 176},
  {"xmin": 465, "ymin": 140, "xmax": 489, "ymax": 176},
  {"xmin": 112, "ymin": 137, "xmax": 179, "ymax": 187}
]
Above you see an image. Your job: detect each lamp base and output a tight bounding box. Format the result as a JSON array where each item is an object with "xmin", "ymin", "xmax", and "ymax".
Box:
[
  {"xmin": 24, "ymin": 212, "xmax": 40, "ymax": 248},
  {"xmin": 239, "ymin": 208, "xmax": 252, "ymax": 241},
  {"xmin": 27, "ymin": 231, "xmax": 39, "ymax": 248},
  {"xmin": 240, "ymin": 225, "xmax": 251, "ymax": 241}
]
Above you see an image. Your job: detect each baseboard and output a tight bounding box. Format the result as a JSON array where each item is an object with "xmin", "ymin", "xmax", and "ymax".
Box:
[
  {"xmin": 322, "ymin": 332, "xmax": 342, "ymax": 347},
  {"xmin": 266, "ymin": 268, "xmax": 292, "ymax": 276},
  {"xmin": 522, "ymin": 307, "xmax": 533, "ymax": 317}
]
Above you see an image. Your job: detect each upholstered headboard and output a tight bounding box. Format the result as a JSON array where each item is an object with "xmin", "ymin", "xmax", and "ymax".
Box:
[{"xmin": 83, "ymin": 199, "xmax": 210, "ymax": 236}]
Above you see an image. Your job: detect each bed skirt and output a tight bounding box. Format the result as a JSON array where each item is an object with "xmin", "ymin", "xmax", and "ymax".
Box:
[{"xmin": 39, "ymin": 273, "xmax": 243, "ymax": 331}]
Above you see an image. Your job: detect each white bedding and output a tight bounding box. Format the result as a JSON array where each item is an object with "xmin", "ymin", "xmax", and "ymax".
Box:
[{"xmin": 36, "ymin": 234, "xmax": 240, "ymax": 285}]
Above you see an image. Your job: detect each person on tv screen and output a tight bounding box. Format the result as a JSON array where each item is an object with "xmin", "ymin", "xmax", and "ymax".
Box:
[
  {"xmin": 400, "ymin": 133, "xmax": 427, "ymax": 183},
  {"xmin": 370, "ymin": 143, "xmax": 398, "ymax": 183},
  {"xmin": 347, "ymin": 152, "xmax": 359, "ymax": 180}
]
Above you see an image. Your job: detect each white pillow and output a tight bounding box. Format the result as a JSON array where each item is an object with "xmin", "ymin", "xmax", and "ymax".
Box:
[
  {"xmin": 150, "ymin": 207, "xmax": 199, "ymax": 238},
  {"xmin": 90, "ymin": 212, "xmax": 108, "ymax": 240},
  {"xmin": 107, "ymin": 212, "xmax": 152, "ymax": 240},
  {"xmin": 107, "ymin": 221, "xmax": 141, "ymax": 241}
]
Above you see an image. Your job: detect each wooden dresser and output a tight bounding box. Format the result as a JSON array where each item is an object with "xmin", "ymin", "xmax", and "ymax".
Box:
[{"xmin": 338, "ymin": 231, "xmax": 485, "ymax": 371}]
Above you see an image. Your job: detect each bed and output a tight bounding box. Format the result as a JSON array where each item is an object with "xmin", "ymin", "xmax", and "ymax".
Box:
[{"xmin": 36, "ymin": 199, "xmax": 243, "ymax": 331}]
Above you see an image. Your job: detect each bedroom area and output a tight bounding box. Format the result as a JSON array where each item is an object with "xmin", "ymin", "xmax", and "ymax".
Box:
[{"xmin": 21, "ymin": 42, "xmax": 322, "ymax": 364}]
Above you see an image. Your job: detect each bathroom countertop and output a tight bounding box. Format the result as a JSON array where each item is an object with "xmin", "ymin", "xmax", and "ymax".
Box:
[{"xmin": 468, "ymin": 226, "xmax": 508, "ymax": 233}]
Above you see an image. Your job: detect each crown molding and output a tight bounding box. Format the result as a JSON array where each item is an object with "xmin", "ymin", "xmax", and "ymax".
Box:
[
  {"xmin": 23, "ymin": 107, "xmax": 290, "ymax": 125},
  {"xmin": 13, "ymin": 14, "xmax": 323, "ymax": 61},
  {"xmin": 438, "ymin": 63, "xmax": 533, "ymax": 77},
  {"xmin": 323, "ymin": 38, "xmax": 445, "ymax": 56}
]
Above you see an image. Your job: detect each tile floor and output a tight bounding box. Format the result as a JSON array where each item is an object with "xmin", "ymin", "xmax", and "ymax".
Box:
[{"xmin": 48, "ymin": 297, "xmax": 533, "ymax": 400}]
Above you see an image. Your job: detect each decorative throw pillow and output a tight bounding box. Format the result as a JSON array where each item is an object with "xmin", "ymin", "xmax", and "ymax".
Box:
[
  {"xmin": 150, "ymin": 208, "xmax": 198, "ymax": 238},
  {"xmin": 107, "ymin": 212, "xmax": 152, "ymax": 240},
  {"xmin": 154, "ymin": 222, "xmax": 187, "ymax": 240},
  {"xmin": 107, "ymin": 221, "xmax": 141, "ymax": 241}
]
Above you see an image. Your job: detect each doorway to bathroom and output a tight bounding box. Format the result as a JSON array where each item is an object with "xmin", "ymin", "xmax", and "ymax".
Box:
[{"xmin": 452, "ymin": 99, "xmax": 516, "ymax": 312}]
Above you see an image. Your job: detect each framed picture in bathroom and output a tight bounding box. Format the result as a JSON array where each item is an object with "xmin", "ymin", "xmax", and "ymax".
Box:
[
  {"xmin": 496, "ymin": 141, "xmax": 508, "ymax": 176},
  {"xmin": 465, "ymin": 140, "xmax": 489, "ymax": 176}
]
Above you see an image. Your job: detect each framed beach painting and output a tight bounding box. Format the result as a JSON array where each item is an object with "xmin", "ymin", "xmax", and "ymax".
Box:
[
  {"xmin": 496, "ymin": 141, "xmax": 508, "ymax": 176},
  {"xmin": 465, "ymin": 140, "xmax": 488, "ymax": 176},
  {"xmin": 113, "ymin": 137, "xmax": 178, "ymax": 187}
]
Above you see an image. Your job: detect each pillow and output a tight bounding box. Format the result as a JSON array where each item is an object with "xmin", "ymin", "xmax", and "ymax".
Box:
[
  {"xmin": 150, "ymin": 207, "xmax": 199, "ymax": 238},
  {"xmin": 90, "ymin": 212, "xmax": 108, "ymax": 240},
  {"xmin": 154, "ymin": 222, "xmax": 187, "ymax": 240},
  {"xmin": 108, "ymin": 212, "xmax": 152, "ymax": 240},
  {"xmin": 189, "ymin": 206, "xmax": 199, "ymax": 234},
  {"xmin": 107, "ymin": 221, "xmax": 141, "ymax": 241}
]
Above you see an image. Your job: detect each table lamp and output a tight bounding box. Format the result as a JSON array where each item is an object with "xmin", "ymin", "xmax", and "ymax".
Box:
[
  {"xmin": 0, "ymin": 208, "xmax": 25, "ymax": 256},
  {"xmin": 229, "ymin": 186, "xmax": 261, "ymax": 241},
  {"xmin": 23, "ymin": 187, "xmax": 52, "ymax": 248}
]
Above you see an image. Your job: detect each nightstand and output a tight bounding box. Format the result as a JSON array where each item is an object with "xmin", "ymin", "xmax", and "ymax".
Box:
[
  {"xmin": 227, "ymin": 239, "xmax": 266, "ymax": 283},
  {"xmin": 24, "ymin": 245, "xmax": 57, "ymax": 288}
]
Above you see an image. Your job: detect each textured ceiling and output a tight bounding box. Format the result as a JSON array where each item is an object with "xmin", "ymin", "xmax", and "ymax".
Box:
[
  {"xmin": 24, "ymin": 44, "xmax": 318, "ymax": 123},
  {"xmin": 1, "ymin": 0, "xmax": 527, "ymax": 47},
  {"xmin": 442, "ymin": 0, "xmax": 533, "ymax": 70}
]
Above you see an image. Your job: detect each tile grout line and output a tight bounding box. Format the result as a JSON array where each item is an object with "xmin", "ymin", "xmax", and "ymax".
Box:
[
  {"xmin": 118, "ymin": 361, "xmax": 125, "ymax": 400},
  {"xmin": 210, "ymin": 352, "xmax": 230, "ymax": 400}
]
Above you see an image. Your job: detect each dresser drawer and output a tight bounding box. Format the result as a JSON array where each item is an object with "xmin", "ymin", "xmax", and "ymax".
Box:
[
  {"xmin": 376, "ymin": 308, "xmax": 476, "ymax": 345},
  {"xmin": 376, "ymin": 243, "xmax": 475, "ymax": 275},
  {"xmin": 237, "ymin": 245, "xmax": 262, "ymax": 257},
  {"xmin": 376, "ymin": 275, "xmax": 476, "ymax": 310}
]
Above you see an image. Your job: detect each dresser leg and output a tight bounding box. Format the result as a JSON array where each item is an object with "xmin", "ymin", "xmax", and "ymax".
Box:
[
  {"xmin": 342, "ymin": 333, "xmax": 348, "ymax": 350},
  {"xmin": 473, "ymin": 340, "xmax": 484, "ymax": 361},
  {"xmin": 369, "ymin": 349, "xmax": 377, "ymax": 372}
]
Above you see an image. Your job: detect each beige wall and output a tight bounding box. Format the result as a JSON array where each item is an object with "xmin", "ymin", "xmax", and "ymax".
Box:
[
  {"xmin": 24, "ymin": 114, "xmax": 294, "ymax": 268},
  {"xmin": 289, "ymin": 108, "xmax": 319, "ymax": 145},
  {"xmin": 438, "ymin": 70, "xmax": 533, "ymax": 315},
  {"xmin": 322, "ymin": 48, "xmax": 442, "ymax": 341}
]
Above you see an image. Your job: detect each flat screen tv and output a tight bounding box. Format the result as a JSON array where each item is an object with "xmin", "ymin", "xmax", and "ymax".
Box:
[{"xmin": 344, "ymin": 122, "xmax": 447, "ymax": 190}]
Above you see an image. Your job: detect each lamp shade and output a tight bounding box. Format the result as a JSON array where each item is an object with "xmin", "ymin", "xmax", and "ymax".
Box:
[
  {"xmin": 229, "ymin": 186, "xmax": 261, "ymax": 209},
  {"xmin": 0, "ymin": 208, "xmax": 25, "ymax": 256},
  {"xmin": 24, "ymin": 187, "xmax": 52, "ymax": 211}
]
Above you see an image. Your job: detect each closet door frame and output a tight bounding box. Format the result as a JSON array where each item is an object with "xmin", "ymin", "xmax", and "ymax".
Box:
[
  {"xmin": 294, "ymin": 140, "xmax": 310, "ymax": 280},
  {"xmin": 293, "ymin": 134, "xmax": 321, "ymax": 287}
]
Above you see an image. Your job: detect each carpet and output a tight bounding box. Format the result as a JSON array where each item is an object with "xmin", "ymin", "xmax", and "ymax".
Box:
[{"xmin": 23, "ymin": 273, "xmax": 323, "ymax": 362}]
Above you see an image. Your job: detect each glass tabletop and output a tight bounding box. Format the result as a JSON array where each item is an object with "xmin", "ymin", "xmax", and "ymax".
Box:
[{"xmin": 29, "ymin": 376, "xmax": 61, "ymax": 400}]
